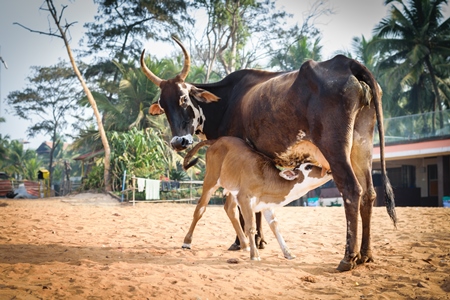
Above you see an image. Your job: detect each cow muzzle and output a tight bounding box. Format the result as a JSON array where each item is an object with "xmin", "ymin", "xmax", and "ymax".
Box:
[{"xmin": 170, "ymin": 135, "xmax": 193, "ymax": 151}]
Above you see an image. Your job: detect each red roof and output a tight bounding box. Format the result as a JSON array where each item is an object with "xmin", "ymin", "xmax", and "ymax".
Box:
[{"xmin": 73, "ymin": 149, "xmax": 105, "ymax": 161}]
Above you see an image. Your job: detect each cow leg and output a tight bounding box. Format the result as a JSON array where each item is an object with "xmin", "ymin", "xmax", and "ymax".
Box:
[
  {"xmin": 334, "ymin": 166, "xmax": 362, "ymax": 272},
  {"xmin": 255, "ymin": 212, "xmax": 267, "ymax": 249},
  {"xmin": 224, "ymin": 194, "xmax": 249, "ymax": 251},
  {"xmin": 358, "ymin": 185, "xmax": 376, "ymax": 265},
  {"xmin": 262, "ymin": 208, "xmax": 295, "ymax": 260},
  {"xmin": 352, "ymin": 111, "xmax": 378, "ymax": 265},
  {"xmin": 318, "ymin": 138, "xmax": 362, "ymax": 271},
  {"xmin": 182, "ymin": 183, "xmax": 217, "ymax": 249}
]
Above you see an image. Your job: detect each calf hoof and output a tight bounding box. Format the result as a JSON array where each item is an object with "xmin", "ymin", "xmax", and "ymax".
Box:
[
  {"xmin": 228, "ymin": 242, "xmax": 240, "ymax": 251},
  {"xmin": 182, "ymin": 243, "xmax": 191, "ymax": 250}
]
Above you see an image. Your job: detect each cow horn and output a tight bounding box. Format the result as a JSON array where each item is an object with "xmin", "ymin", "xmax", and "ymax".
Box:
[
  {"xmin": 140, "ymin": 49, "xmax": 163, "ymax": 87},
  {"xmin": 172, "ymin": 36, "xmax": 190, "ymax": 81}
]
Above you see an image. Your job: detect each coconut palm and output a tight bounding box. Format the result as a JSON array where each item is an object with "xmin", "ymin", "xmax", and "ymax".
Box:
[
  {"xmin": 2, "ymin": 140, "xmax": 41, "ymax": 180},
  {"xmin": 371, "ymin": 0, "xmax": 450, "ymax": 127}
]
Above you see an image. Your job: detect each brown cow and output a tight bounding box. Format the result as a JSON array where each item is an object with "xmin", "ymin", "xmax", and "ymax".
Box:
[
  {"xmin": 141, "ymin": 37, "xmax": 396, "ymax": 271},
  {"xmin": 182, "ymin": 137, "xmax": 333, "ymax": 261}
]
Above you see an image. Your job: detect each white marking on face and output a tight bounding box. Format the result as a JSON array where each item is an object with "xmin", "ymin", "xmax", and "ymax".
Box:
[
  {"xmin": 170, "ymin": 134, "xmax": 193, "ymax": 146},
  {"xmin": 178, "ymin": 83, "xmax": 206, "ymax": 134}
]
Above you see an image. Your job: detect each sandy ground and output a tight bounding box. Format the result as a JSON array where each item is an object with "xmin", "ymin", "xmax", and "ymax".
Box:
[{"xmin": 0, "ymin": 193, "xmax": 449, "ymax": 300}]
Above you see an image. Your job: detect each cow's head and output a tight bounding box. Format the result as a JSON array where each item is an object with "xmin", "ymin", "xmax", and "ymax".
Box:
[{"xmin": 140, "ymin": 37, "xmax": 220, "ymax": 151}]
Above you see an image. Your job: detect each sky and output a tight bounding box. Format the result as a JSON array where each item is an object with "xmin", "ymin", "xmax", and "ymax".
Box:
[{"xmin": 1, "ymin": 0, "xmax": 449, "ymax": 150}]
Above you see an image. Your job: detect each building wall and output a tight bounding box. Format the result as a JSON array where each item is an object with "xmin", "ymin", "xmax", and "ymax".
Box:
[{"xmin": 373, "ymin": 154, "xmax": 450, "ymax": 206}]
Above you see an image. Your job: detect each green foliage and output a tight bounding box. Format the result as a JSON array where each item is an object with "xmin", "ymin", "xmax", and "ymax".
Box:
[
  {"xmin": 270, "ymin": 36, "xmax": 323, "ymax": 71},
  {"xmin": 80, "ymin": 164, "xmax": 104, "ymax": 191},
  {"xmin": 192, "ymin": 0, "xmax": 309, "ymax": 79},
  {"xmin": 370, "ymin": 0, "xmax": 450, "ymax": 118},
  {"xmin": 108, "ymin": 127, "xmax": 183, "ymax": 190},
  {"xmin": 6, "ymin": 61, "xmax": 86, "ymax": 186},
  {"xmin": 81, "ymin": 0, "xmax": 192, "ymax": 104},
  {"xmin": 169, "ymin": 162, "xmax": 190, "ymax": 181},
  {"xmin": 0, "ymin": 138, "xmax": 43, "ymax": 181}
]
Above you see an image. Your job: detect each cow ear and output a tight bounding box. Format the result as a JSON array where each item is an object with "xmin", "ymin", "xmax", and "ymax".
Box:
[
  {"xmin": 279, "ymin": 169, "xmax": 299, "ymax": 180},
  {"xmin": 149, "ymin": 103, "xmax": 165, "ymax": 115},
  {"xmin": 190, "ymin": 86, "xmax": 220, "ymax": 103}
]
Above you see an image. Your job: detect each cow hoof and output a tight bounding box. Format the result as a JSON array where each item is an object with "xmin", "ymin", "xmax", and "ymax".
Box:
[
  {"xmin": 258, "ymin": 240, "xmax": 267, "ymax": 250},
  {"xmin": 337, "ymin": 259, "xmax": 357, "ymax": 272},
  {"xmin": 228, "ymin": 243, "xmax": 240, "ymax": 251},
  {"xmin": 358, "ymin": 249, "xmax": 374, "ymax": 265},
  {"xmin": 285, "ymin": 254, "xmax": 296, "ymax": 260},
  {"xmin": 182, "ymin": 243, "xmax": 191, "ymax": 250},
  {"xmin": 251, "ymin": 257, "xmax": 261, "ymax": 261},
  {"xmin": 357, "ymin": 255, "xmax": 374, "ymax": 265}
]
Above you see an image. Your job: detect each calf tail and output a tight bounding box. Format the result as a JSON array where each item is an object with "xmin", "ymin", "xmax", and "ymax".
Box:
[
  {"xmin": 183, "ymin": 140, "xmax": 216, "ymax": 170},
  {"xmin": 351, "ymin": 59, "xmax": 397, "ymax": 227}
]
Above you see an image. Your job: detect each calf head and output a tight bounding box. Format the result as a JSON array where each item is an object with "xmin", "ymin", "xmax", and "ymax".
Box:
[
  {"xmin": 141, "ymin": 36, "xmax": 220, "ymax": 151},
  {"xmin": 279, "ymin": 163, "xmax": 332, "ymax": 182}
]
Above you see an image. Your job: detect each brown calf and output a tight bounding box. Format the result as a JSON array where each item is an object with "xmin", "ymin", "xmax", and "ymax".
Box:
[{"xmin": 182, "ymin": 136, "xmax": 332, "ymax": 261}]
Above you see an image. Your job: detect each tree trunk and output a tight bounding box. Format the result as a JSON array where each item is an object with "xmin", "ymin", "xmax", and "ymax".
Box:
[
  {"xmin": 46, "ymin": 0, "xmax": 112, "ymax": 191},
  {"xmin": 424, "ymin": 56, "xmax": 443, "ymax": 132}
]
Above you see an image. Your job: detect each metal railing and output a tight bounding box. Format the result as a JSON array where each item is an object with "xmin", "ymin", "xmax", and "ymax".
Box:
[{"xmin": 374, "ymin": 109, "xmax": 450, "ymax": 145}]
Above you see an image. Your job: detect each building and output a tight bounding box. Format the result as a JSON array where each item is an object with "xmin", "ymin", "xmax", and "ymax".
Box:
[
  {"xmin": 311, "ymin": 109, "xmax": 450, "ymax": 207},
  {"xmin": 372, "ymin": 109, "xmax": 450, "ymax": 207}
]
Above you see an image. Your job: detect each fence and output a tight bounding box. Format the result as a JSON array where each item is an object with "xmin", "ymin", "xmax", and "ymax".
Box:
[
  {"xmin": 0, "ymin": 179, "xmax": 48, "ymax": 198},
  {"xmin": 122, "ymin": 176, "xmax": 225, "ymax": 206},
  {"xmin": 374, "ymin": 109, "xmax": 450, "ymax": 144}
]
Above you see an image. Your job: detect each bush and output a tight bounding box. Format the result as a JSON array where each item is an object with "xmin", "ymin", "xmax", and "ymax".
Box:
[{"xmin": 80, "ymin": 165, "xmax": 104, "ymax": 191}]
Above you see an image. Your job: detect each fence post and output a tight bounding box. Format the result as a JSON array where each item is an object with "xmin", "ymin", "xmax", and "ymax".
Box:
[{"xmin": 121, "ymin": 170, "xmax": 127, "ymax": 203}]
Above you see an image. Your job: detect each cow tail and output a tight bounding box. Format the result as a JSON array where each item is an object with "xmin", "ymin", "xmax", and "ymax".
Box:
[
  {"xmin": 351, "ymin": 60, "xmax": 398, "ymax": 228},
  {"xmin": 183, "ymin": 140, "xmax": 216, "ymax": 170}
]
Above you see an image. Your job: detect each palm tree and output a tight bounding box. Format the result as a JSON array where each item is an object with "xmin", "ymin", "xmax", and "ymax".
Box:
[
  {"xmin": 3, "ymin": 140, "xmax": 41, "ymax": 180},
  {"xmin": 0, "ymin": 126, "xmax": 9, "ymax": 159},
  {"xmin": 371, "ymin": 0, "xmax": 450, "ymax": 129},
  {"xmin": 270, "ymin": 36, "xmax": 322, "ymax": 71}
]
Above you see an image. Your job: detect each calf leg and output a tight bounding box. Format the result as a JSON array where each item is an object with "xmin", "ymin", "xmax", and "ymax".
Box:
[
  {"xmin": 224, "ymin": 194, "xmax": 249, "ymax": 251},
  {"xmin": 263, "ymin": 209, "xmax": 295, "ymax": 259},
  {"xmin": 229, "ymin": 208, "xmax": 266, "ymax": 250},
  {"xmin": 182, "ymin": 184, "xmax": 217, "ymax": 249},
  {"xmin": 237, "ymin": 196, "xmax": 260, "ymax": 261}
]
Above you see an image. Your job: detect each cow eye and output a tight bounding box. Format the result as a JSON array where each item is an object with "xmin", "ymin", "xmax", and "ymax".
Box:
[
  {"xmin": 182, "ymin": 120, "xmax": 190, "ymax": 128},
  {"xmin": 305, "ymin": 164, "xmax": 313, "ymax": 170},
  {"xmin": 179, "ymin": 95, "xmax": 188, "ymax": 108}
]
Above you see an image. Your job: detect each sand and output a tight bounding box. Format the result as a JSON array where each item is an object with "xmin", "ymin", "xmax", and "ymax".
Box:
[{"xmin": 0, "ymin": 193, "xmax": 449, "ymax": 299}]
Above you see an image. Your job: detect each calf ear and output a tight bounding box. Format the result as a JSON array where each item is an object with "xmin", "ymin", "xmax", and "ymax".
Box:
[
  {"xmin": 149, "ymin": 103, "xmax": 165, "ymax": 115},
  {"xmin": 190, "ymin": 86, "xmax": 220, "ymax": 103},
  {"xmin": 279, "ymin": 169, "xmax": 299, "ymax": 180}
]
